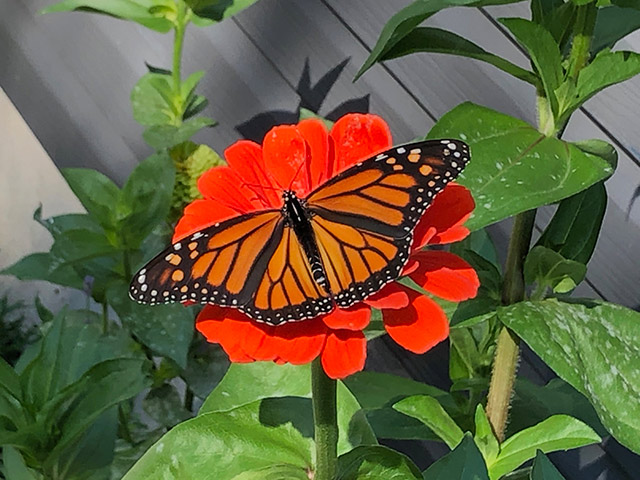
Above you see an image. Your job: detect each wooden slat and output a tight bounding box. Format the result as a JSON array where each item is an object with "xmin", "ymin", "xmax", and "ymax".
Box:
[{"xmin": 234, "ymin": 0, "xmax": 434, "ymax": 141}]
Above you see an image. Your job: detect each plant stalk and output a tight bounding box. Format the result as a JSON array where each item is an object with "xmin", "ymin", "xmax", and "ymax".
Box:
[
  {"xmin": 311, "ymin": 358, "xmax": 337, "ymax": 480},
  {"xmin": 102, "ymin": 301, "xmax": 109, "ymax": 334},
  {"xmin": 172, "ymin": 2, "xmax": 188, "ymax": 122},
  {"xmin": 486, "ymin": 209, "xmax": 536, "ymax": 441}
]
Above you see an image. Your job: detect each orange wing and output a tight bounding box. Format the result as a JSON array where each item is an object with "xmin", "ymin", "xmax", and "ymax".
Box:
[
  {"xmin": 306, "ymin": 139, "xmax": 470, "ymax": 308},
  {"xmin": 130, "ymin": 210, "xmax": 283, "ymax": 310}
]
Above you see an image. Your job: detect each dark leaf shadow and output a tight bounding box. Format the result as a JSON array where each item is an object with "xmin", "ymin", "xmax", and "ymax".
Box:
[{"xmin": 236, "ymin": 58, "xmax": 369, "ymax": 142}]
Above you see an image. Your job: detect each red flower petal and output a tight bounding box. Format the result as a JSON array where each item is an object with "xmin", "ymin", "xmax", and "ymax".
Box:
[
  {"xmin": 173, "ymin": 199, "xmax": 237, "ymax": 241},
  {"xmin": 269, "ymin": 319, "xmax": 327, "ymax": 364},
  {"xmin": 197, "ymin": 166, "xmax": 260, "ymax": 212},
  {"xmin": 330, "ymin": 114, "xmax": 392, "ymax": 174},
  {"xmin": 263, "ymin": 125, "xmax": 311, "ymax": 196},
  {"xmin": 321, "ymin": 329, "xmax": 367, "ymax": 379},
  {"xmin": 322, "ymin": 304, "xmax": 371, "ymax": 331},
  {"xmin": 419, "ymin": 183, "xmax": 474, "ymax": 246},
  {"xmin": 196, "ymin": 305, "xmax": 327, "ymax": 365},
  {"xmin": 364, "ymin": 282, "xmax": 410, "ymax": 310},
  {"xmin": 298, "ymin": 119, "xmax": 331, "ymax": 189},
  {"xmin": 409, "ymin": 250, "xmax": 479, "ymax": 302},
  {"xmin": 383, "ymin": 288, "xmax": 449, "ymax": 354},
  {"xmin": 402, "ymin": 257, "xmax": 421, "ymax": 276},
  {"xmin": 412, "ymin": 223, "xmax": 438, "ymax": 252},
  {"xmin": 225, "ymin": 140, "xmax": 280, "ymax": 208},
  {"xmin": 196, "ymin": 306, "xmax": 256, "ymax": 362}
]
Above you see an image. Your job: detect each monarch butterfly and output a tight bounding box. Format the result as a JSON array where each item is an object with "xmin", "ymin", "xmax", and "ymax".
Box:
[{"xmin": 130, "ymin": 139, "xmax": 470, "ymax": 325}]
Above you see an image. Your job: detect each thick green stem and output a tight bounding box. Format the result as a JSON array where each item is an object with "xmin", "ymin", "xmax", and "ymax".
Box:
[
  {"xmin": 501, "ymin": 210, "xmax": 536, "ymax": 306},
  {"xmin": 486, "ymin": 210, "xmax": 536, "ymax": 441},
  {"xmin": 312, "ymin": 358, "xmax": 337, "ymax": 480}
]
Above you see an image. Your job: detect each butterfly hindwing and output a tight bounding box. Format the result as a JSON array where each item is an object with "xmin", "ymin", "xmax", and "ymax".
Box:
[{"xmin": 306, "ymin": 139, "xmax": 470, "ymax": 308}]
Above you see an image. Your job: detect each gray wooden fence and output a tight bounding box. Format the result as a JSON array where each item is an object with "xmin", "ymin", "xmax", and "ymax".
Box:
[{"xmin": 1, "ymin": 0, "xmax": 639, "ymax": 477}]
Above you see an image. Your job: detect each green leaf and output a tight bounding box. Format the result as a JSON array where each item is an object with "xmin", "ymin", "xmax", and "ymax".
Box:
[
  {"xmin": 35, "ymin": 296, "xmax": 55, "ymax": 324},
  {"xmin": 499, "ymin": 18, "xmax": 562, "ymax": 115},
  {"xmin": 0, "ymin": 357, "xmax": 21, "ymax": 401},
  {"xmin": 381, "ymin": 27, "xmax": 536, "ymax": 85},
  {"xmin": 56, "ymin": 406, "xmax": 118, "ymax": 478},
  {"xmin": 142, "ymin": 116, "xmax": 216, "ymax": 149},
  {"xmin": 393, "ymin": 395, "xmax": 464, "ymax": 449},
  {"xmin": 427, "ymin": 102, "xmax": 613, "ymax": 230},
  {"xmin": 21, "ymin": 308, "xmax": 69, "ymax": 408},
  {"xmin": 44, "ymin": 358, "xmax": 151, "ymax": 469},
  {"xmin": 344, "ymin": 371, "xmax": 451, "ymax": 410},
  {"xmin": 143, "ymin": 384, "xmax": 191, "ymax": 428},
  {"xmin": 344, "ymin": 372, "xmax": 456, "ymax": 441},
  {"xmin": 122, "ymin": 400, "xmax": 313, "ymax": 480},
  {"xmin": 531, "ymin": 0, "xmax": 576, "ymax": 51},
  {"xmin": 576, "ymin": 49, "xmax": 640, "ymax": 105},
  {"xmin": 572, "ymin": 138, "xmax": 618, "ymax": 169},
  {"xmin": 34, "ymin": 209, "xmax": 103, "ymax": 239},
  {"xmin": 118, "ymin": 152, "xmax": 174, "ymax": 248},
  {"xmin": 107, "ymin": 284, "xmax": 194, "ymax": 369},
  {"xmin": 449, "ymin": 327, "xmax": 480, "ymax": 381},
  {"xmin": 498, "ymin": 299, "xmax": 640, "ymax": 453},
  {"xmin": 2, "ymin": 446, "xmax": 38, "ymax": 480},
  {"xmin": 488, "ymin": 415, "xmax": 599, "ymax": 480},
  {"xmin": 181, "ymin": 342, "xmax": 229, "ymax": 399},
  {"xmin": 41, "ymin": 0, "xmax": 174, "ymax": 33},
  {"xmin": 184, "ymin": 0, "xmax": 260, "ymax": 21},
  {"xmin": 536, "ymin": 182, "xmax": 606, "ymax": 264},
  {"xmin": 531, "ymin": 451, "xmax": 566, "ymax": 479},
  {"xmin": 355, "ymin": 0, "xmax": 523, "ymax": 80},
  {"xmin": 200, "ymin": 363, "xmax": 376, "ymax": 454},
  {"xmin": 0, "ymin": 252, "xmax": 84, "ymax": 289},
  {"xmin": 510, "ymin": 378, "xmax": 606, "ymax": 438},
  {"xmin": 524, "ymin": 246, "xmax": 586, "ymax": 294},
  {"xmin": 422, "ymin": 433, "xmax": 489, "ymax": 479},
  {"xmin": 231, "ymin": 464, "xmax": 309, "ymax": 480},
  {"xmin": 62, "ymin": 168, "xmax": 120, "ymax": 230},
  {"xmin": 336, "ymin": 445, "xmax": 422, "ymax": 480},
  {"xmin": 592, "ymin": 6, "xmax": 640, "ymax": 53},
  {"xmin": 473, "ymin": 405, "xmax": 499, "ymax": 465},
  {"xmin": 51, "ymin": 229, "xmax": 119, "ymax": 266},
  {"xmin": 131, "ymin": 73, "xmax": 178, "ymax": 127}
]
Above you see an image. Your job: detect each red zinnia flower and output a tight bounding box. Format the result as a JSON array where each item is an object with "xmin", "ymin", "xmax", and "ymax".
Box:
[{"xmin": 173, "ymin": 114, "xmax": 479, "ymax": 379}]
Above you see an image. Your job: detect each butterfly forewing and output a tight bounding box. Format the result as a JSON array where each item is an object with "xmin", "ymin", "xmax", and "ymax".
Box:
[
  {"xmin": 130, "ymin": 210, "xmax": 282, "ymax": 307},
  {"xmin": 306, "ymin": 139, "xmax": 470, "ymax": 308}
]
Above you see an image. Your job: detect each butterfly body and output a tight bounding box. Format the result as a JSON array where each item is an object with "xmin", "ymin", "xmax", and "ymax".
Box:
[
  {"xmin": 282, "ymin": 190, "xmax": 330, "ymax": 291},
  {"xmin": 130, "ymin": 139, "xmax": 470, "ymax": 325}
]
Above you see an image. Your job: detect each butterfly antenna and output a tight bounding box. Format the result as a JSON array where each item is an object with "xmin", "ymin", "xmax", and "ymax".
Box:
[
  {"xmin": 241, "ymin": 182, "xmax": 281, "ymax": 192},
  {"xmin": 288, "ymin": 161, "xmax": 307, "ymax": 191}
]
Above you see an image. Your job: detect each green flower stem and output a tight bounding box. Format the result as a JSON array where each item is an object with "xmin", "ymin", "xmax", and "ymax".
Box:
[
  {"xmin": 486, "ymin": 209, "xmax": 536, "ymax": 441},
  {"xmin": 312, "ymin": 358, "xmax": 337, "ymax": 480},
  {"xmin": 172, "ymin": 2, "xmax": 189, "ymax": 121}
]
